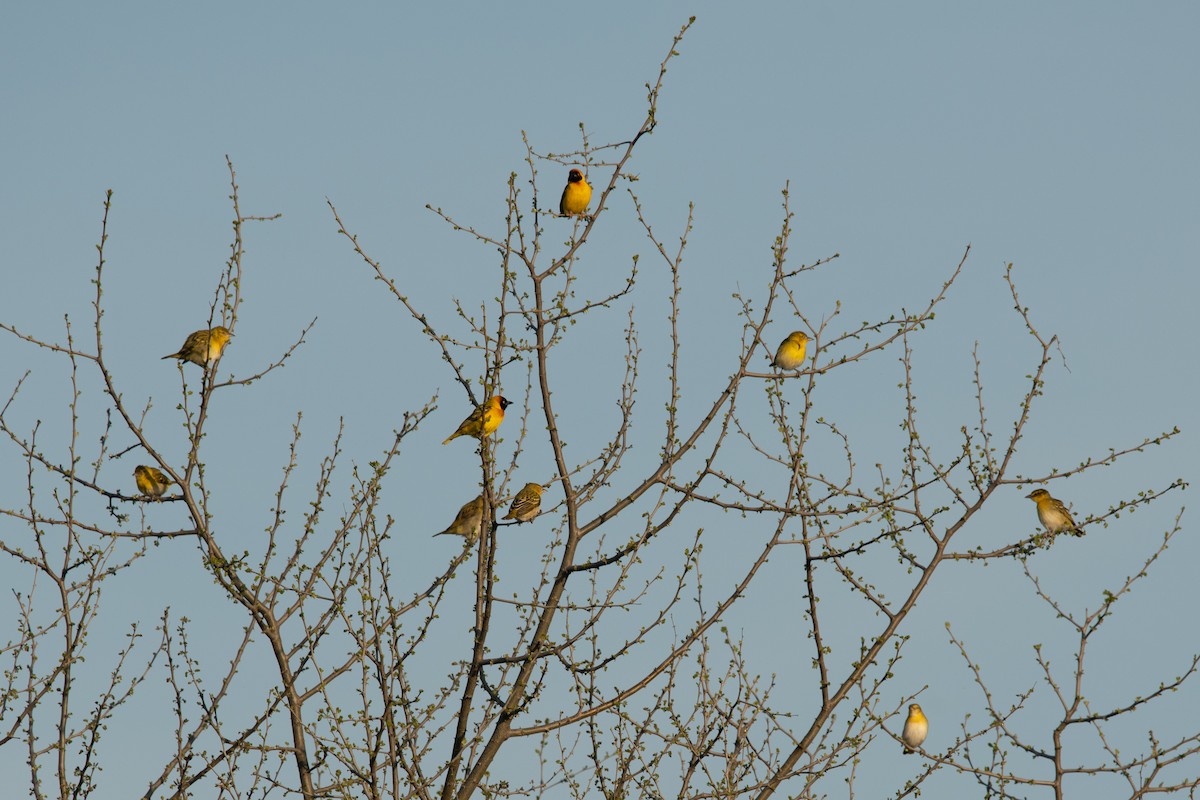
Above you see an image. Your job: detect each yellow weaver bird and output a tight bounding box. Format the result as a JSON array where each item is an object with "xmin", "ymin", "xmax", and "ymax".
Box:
[
  {"xmin": 163, "ymin": 326, "xmax": 232, "ymax": 367},
  {"xmin": 771, "ymin": 331, "xmax": 809, "ymax": 371},
  {"xmin": 901, "ymin": 703, "xmax": 928, "ymax": 755},
  {"xmin": 435, "ymin": 496, "xmax": 484, "ymax": 539},
  {"xmin": 559, "ymin": 168, "xmax": 592, "ymax": 216},
  {"xmin": 503, "ymin": 483, "xmax": 545, "ymax": 523},
  {"xmin": 133, "ymin": 465, "xmax": 172, "ymax": 498},
  {"xmin": 1025, "ymin": 488, "xmax": 1080, "ymax": 535},
  {"xmin": 442, "ymin": 396, "xmax": 510, "ymax": 445}
]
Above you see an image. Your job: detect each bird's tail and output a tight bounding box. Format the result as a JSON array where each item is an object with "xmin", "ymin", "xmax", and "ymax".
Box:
[
  {"xmin": 162, "ymin": 353, "xmax": 178, "ymax": 360},
  {"xmin": 433, "ymin": 530, "xmax": 477, "ymax": 541},
  {"xmin": 441, "ymin": 435, "xmax": 455, "ymax": 445}
]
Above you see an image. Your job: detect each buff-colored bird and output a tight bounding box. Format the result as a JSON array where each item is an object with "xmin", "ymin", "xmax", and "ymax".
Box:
[
  {"xmin": 442, "ymin": 396, "xmax": 510, "ymax": 445},
  {"xmin": 133, "ymin": 465, "xmax": 172, "ymax": 498},
  {"xmin": 901, "ymin": 703, "xmax": 928, "ymax": 755},
  {"xmin": 771, "ymin": 331, "xmax": 809, "ymax": 371},
  {"xmin": 559, "ymin": 168, "xmax": 592, "ymax": 216},
  {"xmin": 1026, "ymin": 488, "xmax": 1080, "ymax": 535},
  {"xmin": 435, "ymin": 495, "xmax": 484, "ymax": 539},
  {"xmin": 503, "ymin": 483, "xmax": 545, "ymax": 523},
  {"xmin": 163, "ymin": 326, "xmax": 233, "ymax": 367}
]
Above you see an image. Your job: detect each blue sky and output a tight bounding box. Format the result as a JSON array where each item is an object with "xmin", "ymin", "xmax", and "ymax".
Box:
[{"xmin": 2, "ymin": 3, "xmax": 1198, "ymax": 796}]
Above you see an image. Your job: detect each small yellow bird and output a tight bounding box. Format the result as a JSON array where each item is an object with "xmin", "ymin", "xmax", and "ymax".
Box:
[
  {"xmin": 503, "ymin": 483, "xmax": 545, "ymax": 523},
  {"xmin": 1025, "ymin": 488, "xmax": 1080, "ymax": 535},
  {"xmin": 559, "ymin": 168, "xmax": 592, "ymax": 216},
  {"xmin": 163, "ymin": 326, "xmax": 233, "ymax": 367},
  {"xmin": 771, "ymin": 331, "xmax": 809, "ymax": 371},
  {"xmin": 442, "ymin": 396, "xmax": 511, "ymax": 445},
  {"xmin": 133, "ymin": 465, "xmax": 172, "ymax": 498},
  {"xmin": 901, "ymin": 703, "xmax": 928, "ymax": 755},
  {"xmin": 435, "ymin": 495, "xmax": 484, "ymax": 539}
]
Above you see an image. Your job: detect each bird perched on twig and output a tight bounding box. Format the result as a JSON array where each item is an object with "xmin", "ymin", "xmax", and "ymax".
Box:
[
  {"xmin": 771, "ymin": 331, "xmax": 809, "ymax": 371},
  {"xmin": 133, "ymin": 465, "xmax": 172, "ymax": 498},
  {"xmin": 559, "ymin": 168, "xmax": 592, "ymax": 217},
  {"xmin": 503, "ymin": 483, "xmax": 545, "ymax": 523},
  {"xmin": 442, "ymin": 396, "xmax": 510, "ymax": 445},
  {"xmin": 901, "ymin": 703, "xmax": 928, "ymax": 755},
  {"xmin": 435, "ymin": 496, "xmax": 484, "ymax": 540},
  {"xmin": 1025, "ymin": 488, "xmax": 1081, "ymax": 535},
  {"xmin": 163, "ymin": 326, "xmax": 232, "ymax": 367}
]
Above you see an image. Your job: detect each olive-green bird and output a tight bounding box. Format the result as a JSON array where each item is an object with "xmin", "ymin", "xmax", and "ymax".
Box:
[
  {"xmin": 163, "ymin": 326, "xmax": 233, "ymax": 367},
  {"xmin": 133, "ymin": 465, "xmax": 172, "ymax": 498},
  {"xmin": 435, "ymin": 495, "xmax": 484, "ymax": 539}
]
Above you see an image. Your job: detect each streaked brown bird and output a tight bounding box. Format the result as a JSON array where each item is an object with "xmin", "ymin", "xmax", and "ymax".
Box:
[
  {"xmin": 503, "ymin": 483, "xmax": 545, "ymax": 523},
  {"xmin": 1025, "ymin": 488, "xmax": 1080, "ymax": 535}
]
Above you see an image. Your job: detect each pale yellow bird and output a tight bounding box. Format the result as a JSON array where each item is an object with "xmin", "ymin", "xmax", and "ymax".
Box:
[
  {"xmin": 901, "ymin": 703, "xmax": 928, "ymax": 755},
  {"xmin": 435, "ymin": 496, "xmax": 484, "ymax": 539},
  {"xmin": 771, "ymin": 331, "xmax": 809, "ymax": 371},
  {"xmin": 1026, "ymin": 488, "xmax": 1080, "ymax": 535},
  {"xmin": 442, "ymin": 396, "xmax": 510, "ymax": 445},
  {"xmin": 163, "ymin": 326, "xmax": 233, "ymax": 367},
  {"xmin": 133, "ymin": 465, "xmax": 172, "ymax": 498},
  {"xmin": 503, "ymin": 483, "xmax": 545, "ymax": 523},
  {"xmin": 559, "ymin": 168, "xmax": 592, "ymax": 216}
]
